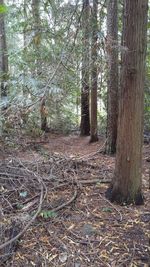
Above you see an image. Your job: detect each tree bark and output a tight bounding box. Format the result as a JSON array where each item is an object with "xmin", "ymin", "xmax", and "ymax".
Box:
[
  {"xmin": 80, "ymin": 0, "xmax": 90, "ymax": 136},
  {"xmin": 32, "ymin": 0, "xmax": 41, "ymax": 76},
  {"xmin": 106, "ymin": 0, "xmax": 148, "ymax": 205},
  {"xmin": 0, "ymin": 0, "xmax": 8, "ymax": 106},
  {"xmin": 90, "ymin": 0, "xmax": 98, "ymax": 143},
  {"xmin": 40, "ymin": 97, "xmax": 48, "ymax": 132},
  {"xmin": 32, "ymin": 0, "xmax": 48, "ymax": 131},
  {"xmin": 105, "ymin": 0, "xmax": 118, "ymax": 154},
  {"xmin": 22, "ymin": 0, "xmax": 28, "ymax": 99}
]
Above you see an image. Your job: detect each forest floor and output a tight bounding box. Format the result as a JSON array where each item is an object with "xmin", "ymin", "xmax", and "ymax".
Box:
[{"xmin": 0, "ymin": 133, "xmax": 150, "ymax": 267}]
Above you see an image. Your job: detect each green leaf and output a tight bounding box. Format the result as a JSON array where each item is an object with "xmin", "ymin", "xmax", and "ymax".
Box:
[
  {"xmin": 102, "ymin": 207, "xmax": 112, "ymax": 213},
  {"xmin": 40, "ymin": 210, "xmax": 57, "ymax": 219},
  {"xmin": 0, "ymin": 4, "xmax": 8, "ymax": 13}
]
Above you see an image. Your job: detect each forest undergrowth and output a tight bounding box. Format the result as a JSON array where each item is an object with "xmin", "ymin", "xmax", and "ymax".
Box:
[{"xmin": 0, "ymin": 134, "xmax": 150, "ymax": 267}]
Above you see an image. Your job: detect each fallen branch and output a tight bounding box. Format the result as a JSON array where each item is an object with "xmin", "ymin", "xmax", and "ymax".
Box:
[
  {"xmin": 77, "ymin": 178, "xmax": 110, "ymax": 185},
  {"xmin": 98, "ymin": 193, "xmax": 123, "ymax": 221},
  {"xmin": 50, "ymin": 178, "xmax": 110, "ymax": 191},
  {"xmin": 0, "ymin": 183, "xmax": 43, "ymax": 251},
  {"xmin": 62, "ymin": 220, "xmax": 107, "ymax": 246},
  {"xmin": 77, "ymin": 139, "xmax": 107, "ymax": 161},
  {"xmin": 51, "ymin": 188, "xmax": 78, "ymax": 212},
  {"xmin": 0, "ymin": 158, "xmax": 45, "ymax": 252},
  {"xmin": 26, "ymin": 140, "xmax": 49, "ymax": 145}
]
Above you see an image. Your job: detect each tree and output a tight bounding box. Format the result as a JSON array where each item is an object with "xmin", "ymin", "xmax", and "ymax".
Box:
[
  {"xmin": 32, "ymin": 0, "xmax": 48, "ymax": 131},
  {"xmin": 105, "ymin": 0, "xmax": 118, "ymax": 154},
  {"xmin": 106, "ymin": 0, "xmax": 148, "ymax": 204},
  {"xmin": 80, "ymin": 0, "xmax": 90, "ymax": 136},
  {"xmin": 90, "ymin": 0, "xmax": 98, "ymax": 143},
  {"xmin": 0, "ymin": 0, "xmax": 8, "ymax": 109},
  {"xmin": 32, "ymin": 0, "xmax": 41, "ymax": 76},
  {"xmin": 22, "ymin": 0, "xmax": 28, "ymax": 100}
]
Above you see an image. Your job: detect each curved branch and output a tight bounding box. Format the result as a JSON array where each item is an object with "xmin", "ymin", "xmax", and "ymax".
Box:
[{"xmin": 52, "ymin": 188, "xmax": 78, "ymax": 212}]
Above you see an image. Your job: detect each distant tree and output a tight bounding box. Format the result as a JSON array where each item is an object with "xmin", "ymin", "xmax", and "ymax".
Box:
[
  {"xmin": 32, "ymin": 0, "xmax": 48, "ymax": 131},
  {"xmin": 106, "ymin": 0, "xmax": 148, "ymax": 204},
  {"xmin": 40, "ymin": 97, "xmax": 48, "ymax": 132},
  {"xmin": 80, "ymin": 0, "xmax": 90, "ymax": 136},
  {"xmin": 0, "ymin": 0, "xmax": 8, "ymax": 109},
  {"xmin": 105, "ymin": 0, "xmax": 118, "ymax": 154},
  {"xmin": 90, "ymin": 0, "xmax": 98, "ymax": 143},
  {"xmin": 22, "ymin": 0, "xmax": 28, "ymax": 100},
  {"xmin": 32, "ymin": 0, "xmax": 41, "ymax": 76}
]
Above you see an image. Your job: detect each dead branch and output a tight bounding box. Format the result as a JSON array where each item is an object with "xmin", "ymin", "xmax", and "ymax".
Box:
[
  {"xmin": 77, "ymin": 178, "xmax": 110, "ymax": 185},
  {"xmin": 51, "ymin": 188, "xmax": 78, "ymax": 212},
  {"xmin": 0, "ymin": 157, "xmax": 45, "ymax": 251},
  {"xmin": 98, "ymin": 193, "xmax": 123, "ymax": 221},
  {"xmin": 77, "ymin": 138, "xmax": 107, "ymax": 161},
  {"xmin": 0, "ymin": 183, "xmax": 43, "ymax": 251}
]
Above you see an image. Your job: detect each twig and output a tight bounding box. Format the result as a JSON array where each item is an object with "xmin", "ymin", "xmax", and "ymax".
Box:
[
  {"xmin": 77, "ymin": 178, "xmax": 110, "ymax": 185},
  {"xmin": 43, "ymin": 224, "xmax": 68, "ymax": 250},
  {"xmin": 77, "ymin": 139, "xmax": 107, "ymax": 161},
  {"xmin": 0, "ymin": 158, "xmax": 45, "ymax": 251},
  {"xmin": 50, "ymin": 178, "xmax": 110, "ymax": 192},
  {"xmin": 62, "ymin": 221, "xmax": 106, "ymax": 245},
  {"xmin": 0, "ymin": 183, "xmax": 43, "ymax": 250},
  {"xmin": 98, "ymin": 193, "xmax": 123, "ymax": 221},
  {"xmin": 51, "ymin": 188, "xmax": 78, "ymax": 212}
]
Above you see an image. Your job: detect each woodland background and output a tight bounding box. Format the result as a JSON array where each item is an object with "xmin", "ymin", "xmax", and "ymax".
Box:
[{"xmin": 0, "ymin": 1, "xmax": 150, "ymax": 267}]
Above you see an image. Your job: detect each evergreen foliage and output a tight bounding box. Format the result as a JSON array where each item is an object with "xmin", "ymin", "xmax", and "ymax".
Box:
[{"xmin": 0, "ymin": 0, "xmax": 149, "ymax": 135}]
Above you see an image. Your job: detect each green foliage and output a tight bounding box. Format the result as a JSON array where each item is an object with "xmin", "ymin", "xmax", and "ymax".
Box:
[
  {"xmin": 4, "ymin": 0, "xmax": 84, "ymax": 135},
  {"xmin": 102, "ymin": 207, "xmax": 112, "ymax": 213},
  {"xmin": 98, "ymin": 113, "xmax": 107, "ymax": 135},
  {"xmin": 24, "ymin": 110, "xmax": 43, "ymax": 137},
  {"xmin": 40, "ymin": 210, "xmax": 57, "ymax": 219},
  {"xmin": 0, "ymin": 4, "xmax": 8, "ymax": 13},
  {"xmin": 3, "ymin": 0, "xmax": 149, "ymax": 137}
]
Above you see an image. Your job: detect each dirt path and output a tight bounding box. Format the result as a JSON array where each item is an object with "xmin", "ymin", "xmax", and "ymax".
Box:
[{"xmin": 0, "ymin": 134, "xmax": 150, "ymax": 267}]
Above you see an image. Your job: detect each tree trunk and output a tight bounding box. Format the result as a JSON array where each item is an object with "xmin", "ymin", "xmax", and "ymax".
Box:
[
  {"xmin": 32, "ymin": 0, "xmax": 41, "ymax": 76},
  {"xmin": 80, "ymin": 0, "xmax": 90, "ymax": 136},
  {"xmin": 106, "ymin": 0, "xmax": 148, "ymax": 205},
  {"xmin": 90, "ymin": 0, "xmax": 98, "ymax": 143},
  {"xmin": 40, "ymin": 97, "xmax": 48, "ymax": 132},
  {"xmin": 32, "ymin": 0, "xmax": 48, "ymax": 131},
  {"xmin": 23, "ymin": 0, "xmax": 28, "ymax": 96},
  {"xmin": 0, "ymin": 0, "xmax": 8, "ymax": 107},
  {"xmin": 105, "ymin": 0, "xmax": 118, "ymax": 154}
]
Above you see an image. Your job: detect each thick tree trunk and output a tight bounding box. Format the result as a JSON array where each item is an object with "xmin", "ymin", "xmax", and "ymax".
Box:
[
  {"xmin": 80, "ymin": 0, "xmax": 90, "ymax": 136},
  {"xmin": 105, "ymin": 0, "xmax": 118, "ymax": 154},
  {"xmin": 90, "ymin": 0, "xmax": 98, "ymax": 143},
  {"xmin": 106, "ymin": 0, "xmax": 148, "ymax": 205},
  {"xmin": 0, "ymin": 0, "xmax": 8, "ymax": 105}
]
